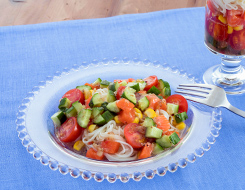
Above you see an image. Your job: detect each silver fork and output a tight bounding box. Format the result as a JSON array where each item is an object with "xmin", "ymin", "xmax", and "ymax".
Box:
[{"xmin": 176, "ymin": 84, "xmax": 245, "ymax": 118}]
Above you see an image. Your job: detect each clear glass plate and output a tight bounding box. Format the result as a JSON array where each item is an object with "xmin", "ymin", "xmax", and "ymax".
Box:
[{"xmin": 16, "ymin": 59, "xmax": 222, "ymax": 183}]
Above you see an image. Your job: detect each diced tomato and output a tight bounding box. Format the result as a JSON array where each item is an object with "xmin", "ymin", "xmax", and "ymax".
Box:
[
  {"xmin": 146, "ymin": 94, "xmax": 161, "ymax": 110},
  {"xmin": 101, "ymin": 140, "xmax": 120, "ymax": 154},
  {"xmin": 205, "ymin": 13, "xmax": 228, "ymax": 42},
  {"xmin": 86, "ymin": 148, "xmax": 104, "ymax": 160},
  {"xmin": 116, "ymin": 98, "xmax": 135, "ymax": 111},
  {"xmin": 62, "ymin": 88, "xmax": 85, "ymax": 105},
  {"xmin": 166, "ymin": 94, "xmax": 188, "ymax": 113},
  {"xmin": 116, "ymin": 86, "xmax": 126, "ymax": 99},
  {"xmin": 124, "ymin": 123, "xmax": 146, "ymax": 149},
  {"xmin": 227, "ymin": 10, "xmax": 244, "ymax": 27},
  {"xmin": 114, "ymin": 78, "xmax": 135, "ymax": 83},
  {"xmin": 138, "ymin": 142, "xmax": 154, "ymax": 159},
  {"xmin": 154, "ymin": 116, "xmax": 170, "ymax": 132},
  {"xmin": 143, "ymin": 75, "xmax": 158, "ymax": 91},
  {"xmin": 85, "ymin": 96, "xmax": 92, "ymax": 108},
  {"xmin": 58, "ymin": 117, "xmax": 84, "ymax": 142},
  {"xmin": 229, "ymin": 29, "xmax": 245, "ymax": 50},
  {"xmin": 118, "ymin": 109, "xmax": 135, "ymax": 124}
]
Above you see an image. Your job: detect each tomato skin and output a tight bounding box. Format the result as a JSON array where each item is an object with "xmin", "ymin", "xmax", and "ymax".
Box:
[
  {"xmin": 85, "ymin": 96, "xmax": 92, "ymax": 108},
  {"xmin": 166, "ymin": 94, "xmax": 188, "ymax": 113},
  {"xmin": 86, "ymin": 148, "xmax": 104, "ymax": 160},
  {"xmin": 118, "ymin": 109, "xmax": 135, "ymax": 124},
  {"xmin": 58, "ymin": 117, "xmax": 83, "ymax": 143},
  {"xmin": 206, "ymin": 13, "xmax": 228, "ymax": 42},
  {"xmin": 62, "ymin": 88, "xmax": 85, "ymax": 105},
  {"xmin": 116, "ymin": 86, "xmax": 126, "ymax": 100},
  {"xmin": 124, "ymin": 123, "xmax": 146, "ymax": 149},
  {"xmin": 138, "ymin": 142, "xmax": 153, "ymax": 160},
  {"xmin": 229, "ymin": 29, "xmax": 245, "ymax": 50},
  {"xmin": 227, "ymin": 10, "xmax": 244, "ymax": 27},
  {"xmin": 143, "ymin": 75, "xmax": 158, "ymax": 91},
  {"xmin": 101, "ymin": 140, "xmax": 120, "ymax": 154}
]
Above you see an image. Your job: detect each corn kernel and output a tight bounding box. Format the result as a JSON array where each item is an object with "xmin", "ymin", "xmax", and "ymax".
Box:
[
  {"xmin": 234, "ymin": 25, "xmax": 243, "ymax": 31},
  {"xmin": 144, "ymin": 108, "xmax": 157, "ymax": 118},
  {"xmin": 176, "ymin": 122, "xmax": 186, "ymax": 130},
  {"xmin": 218, "ymin": 15, "xmax": 227, "ymax": 24},
  {"xmin": 84, "ymin": 89, "xmax": 92, "ymax": 100},
  {"xmin": 133, "ymin": 117, "xmax": 139, "ymax": 123},
  {"xmin": 88, "ymin": 124, "xmax": 98, "ymax": 133},
  {"xmin": 227, "ymin": 25, "xmax": 233, "ymax": 34},
  {"xmin": 134, "ymin": 108, "xmax": 143, "ymax": 119},
  {"xmin": 114, "ymin": 116, "xmax": 121, "ymax": 124},
  {"xmin": 73, "ymin": 140, "xmax": 85, "ymax": 151}
]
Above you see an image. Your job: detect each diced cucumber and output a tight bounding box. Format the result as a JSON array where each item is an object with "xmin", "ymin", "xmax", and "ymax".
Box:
[
  {"xmin": 106, "ymin": 101, "xmax": 120, "ymax": 113},
  {"xmin": 65, "ymin": 106, "xmax": 77, "ymax": 118},
  {"xmin": 107, "ymin": 90, "xmax": 116, "ymax": 102},
  {"xmin": 138, "ymin": 96, "xmax": 149, "ymax": 111},
  {"xmin": 89, "ymin": 93, "xmax": 103, "ymax": 107},
  {"xmin": 121, "ymin": 87, "xmax": 136, "ymax": 104},
  {"xmin": 92, "ymin": 107, "xmax": 104, "ymax": 118},
  {"xmin": 169, "ymin": 132, "xmax": 180, "ymax": 145},
  {"xmin": 114, "ymin": 82, "xmax": 120, "ymax": 91},
  {"xmin": 157, "ymin": 95, "xmax": 163, "ymax": 99},
  {"xmin": 108, "ymin": 83, "xmax": 116, "ymax": 92},
  {"xmin": 157, "ymin": 79, "xmax": 170, "ymax": 90},
  {"xmin": 145, "ymin": 126, "xmax": 163, "ymax": 138},
  {"xmin": 58, "ymin": 98, "xmax": 71, "ymax": 110},
  {"xmin": 138, "ymin": 80, "xmax": 147, "ymax": 90},
  {"xmin": 156, "ymin": 135, "xmax": 172, "ymax": 148},
  {"xmin": 147, "ymin": 86, "xmax": 161, "ymax": 95},
  {"xmin": 100, "ymin": 80, "xmax": 110, "ymax": 88},
  {"xmin": 142, "ymin": 117, "xmax": 156, "ymax": 127},
  {"xmin": 76, "ymin": 85, "xmax": 92, "ymax": 91},
  {"xmin": 51, "ymin": 111, "xmax": 66, "ymax": 127},
  {"xmin": 101, "ymin": 102, "xmax": 109, "ymax": 111},
  {"xmin": 161, "ymin": 87, "xmax": 171, "ymax": 98},
  {"xmin": 93, "ymin": 115, "xmax": 106, "ymax": 126},
  {"xmin": 127, "ymin": 82, "xmax": 140, "ymax": 92},
  {"xmin": 77, "ymin": 109, "xmax": 92, "ymax": 128},
  {"xmin": 92, "ymin": 78, "xmax": 102, "ymax": 86},
  {"xmin": 175, "ymin": 112, "xmax": 188, "ymax": 123},
  {"xmin": 102, "ymin": 111, "xmax": 114, "ymax": 123},
  {"xmin": 152, "ymin": 143, "xmax": 164, "ymax": 155},
  {"xmin": 120, "ymin": 80, "xmax": 127, "ymax": 86},
  {"xmin": 72, "ymin": 101, "xmax": 85, "ymax": 113},
  {"xmin": 167, "ymin": 103, "xmax": 179, "ymax": 115}
]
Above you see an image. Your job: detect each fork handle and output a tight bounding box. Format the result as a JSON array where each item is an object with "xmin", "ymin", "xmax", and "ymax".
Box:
[{"xmin": 226, "ymin": 104, "xmax": 245, "ymax": 118}]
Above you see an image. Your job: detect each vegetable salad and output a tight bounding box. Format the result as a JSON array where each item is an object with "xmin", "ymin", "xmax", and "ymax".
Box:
[{"xmin": 51, "ymin": 75, "xmax": 189, "ymax": 161}]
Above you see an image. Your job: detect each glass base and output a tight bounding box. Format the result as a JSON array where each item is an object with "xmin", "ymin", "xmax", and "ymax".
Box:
[{"xmin": 203, "ymin": 65, "xmax": 245, "ymax": 94}]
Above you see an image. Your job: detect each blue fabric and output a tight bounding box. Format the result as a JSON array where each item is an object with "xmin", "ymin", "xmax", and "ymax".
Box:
[{"xmin": 0, "ymin": 7, "xmax": 244, "ymax": 190}]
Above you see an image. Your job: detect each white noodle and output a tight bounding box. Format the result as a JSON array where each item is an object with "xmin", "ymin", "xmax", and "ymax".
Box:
[
  {"xmin": 212, "ymin": 0, "xmax": 245, "ymax": 15},
  {"xmin": 82, "ymin": 120, "xmax": 136, "ymax": 161}
]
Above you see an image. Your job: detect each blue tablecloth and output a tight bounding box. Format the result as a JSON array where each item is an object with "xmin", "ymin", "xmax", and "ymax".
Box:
[{"xmin": 0, "ymin": 7, "xmax": 244, "ymax": 190}]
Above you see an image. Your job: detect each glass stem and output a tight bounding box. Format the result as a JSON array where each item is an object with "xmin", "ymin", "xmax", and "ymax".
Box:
[{"xmin": 220, "ymin": 58, "xmax": 242, "ymax": 74}]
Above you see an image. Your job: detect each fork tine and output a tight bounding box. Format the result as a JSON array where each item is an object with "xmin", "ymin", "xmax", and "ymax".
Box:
[
  {"xmin": 181, "ymin": 95, "xmax": 209, "ymax": 105},
  {"xmin": 175, "ymin": 90, "xmax": 207, "ymax": 98},
  {"xmin": 177, "ymin": 86, "xmax": 210, "ymax": 94},
  {"xmin": 179, "ymin": 84, "xmax": 214, "ymax": 89}
]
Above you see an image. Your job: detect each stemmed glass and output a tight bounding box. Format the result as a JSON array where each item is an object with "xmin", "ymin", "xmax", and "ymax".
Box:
[{"xmin": 204, "ymin": 0, "xmax": 245, "ymax": 94}]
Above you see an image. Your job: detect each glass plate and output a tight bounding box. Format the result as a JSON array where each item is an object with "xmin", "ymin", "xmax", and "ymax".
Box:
[{"xmin": 16, "ymin": 59, "xmax": 222, "ymax": 183}]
